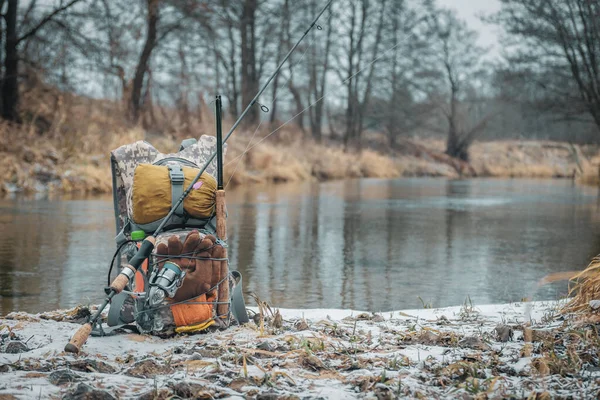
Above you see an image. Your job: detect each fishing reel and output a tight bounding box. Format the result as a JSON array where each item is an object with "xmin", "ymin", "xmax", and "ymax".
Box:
[
  {"xmin": 135, "ymin": 261, "xmax": 186, "ymax": 334},
  {"xmin": 147, "ymin": 261, "xmax": 186, "ymax": 307}
]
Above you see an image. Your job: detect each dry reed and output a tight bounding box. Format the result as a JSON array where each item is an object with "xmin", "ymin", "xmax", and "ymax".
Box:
[{"xmin": 562, "ymin": 256, "xmax": 600, "ymax": 314}]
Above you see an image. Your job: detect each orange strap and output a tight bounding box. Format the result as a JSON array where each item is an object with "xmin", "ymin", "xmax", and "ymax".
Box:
[{"xmin": 134, "ymin": 243, "xmax": 148, "ymax": 293}]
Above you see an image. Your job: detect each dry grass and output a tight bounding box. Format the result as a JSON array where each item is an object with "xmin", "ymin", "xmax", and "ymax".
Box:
[
  {"xmin": 562, "ymin": 256, "xmax": 600, "ymax": 315},
  {"xmin": 469, "ymin": 141, "xmax": 579, "ymax": 178},
  {"xmin": 221, "ymin": 134, "xmax": 403, "ymax": 187}
]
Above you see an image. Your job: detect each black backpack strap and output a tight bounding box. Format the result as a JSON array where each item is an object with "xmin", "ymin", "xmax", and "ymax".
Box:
[
  {"xmin": 107, "ymin": 292, "xmax": 134, "ymax": 326},
  {"xmin": 230, "ymin": 271, "xmax": 249, "ymax": 324}
]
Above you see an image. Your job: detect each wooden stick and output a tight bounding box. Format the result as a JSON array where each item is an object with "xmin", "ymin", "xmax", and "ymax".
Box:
[
  {"xmin": 215, "ymin": 189, "xmax": 229, "ymax": 318},
  {"xmin": 216, "ymin": 190, "xmax": 227, "ymax": 241}
]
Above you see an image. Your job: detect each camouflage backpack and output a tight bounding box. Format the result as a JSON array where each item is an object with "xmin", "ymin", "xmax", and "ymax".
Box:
[{"xmin": 104, "ymin": 136, "xmax": 248, "ymax": 335}]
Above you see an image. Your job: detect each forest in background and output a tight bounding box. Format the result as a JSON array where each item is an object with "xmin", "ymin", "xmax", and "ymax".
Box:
[{"xmin": 0, "ymin": 0, "xmax": 600, "ymax": 193}]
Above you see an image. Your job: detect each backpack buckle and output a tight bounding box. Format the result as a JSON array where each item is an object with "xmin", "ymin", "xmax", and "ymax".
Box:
[
  {"xmin": 168, "ymin": 164, "xmax": 185, "ymax": 184},
  {"xmin": 168, "ymin": 164, "xmax": 185, "ymax": 217}
]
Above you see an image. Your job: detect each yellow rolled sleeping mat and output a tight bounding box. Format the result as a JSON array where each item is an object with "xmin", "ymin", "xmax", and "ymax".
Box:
[{"xmin": 131, "ymin": 164, "xmax": 217, "ymax": 225}]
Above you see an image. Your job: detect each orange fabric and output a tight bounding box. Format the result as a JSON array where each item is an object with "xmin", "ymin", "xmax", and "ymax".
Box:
[{"xmin": 170, "ymin": 293, "xmax": 213, "ymax": 327}]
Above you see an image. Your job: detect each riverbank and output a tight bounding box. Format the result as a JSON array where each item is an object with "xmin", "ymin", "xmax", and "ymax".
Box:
[
  {"xmin": 1, "ymin": 300, "xmax": 599, "ymax": 399},
  {"xmin": 1, "ymin": 122, "xmax": 596, "ymax": 195}
]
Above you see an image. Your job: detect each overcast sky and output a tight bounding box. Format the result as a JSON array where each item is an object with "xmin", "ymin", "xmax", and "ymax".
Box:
[{"xmin": 437, "ymin": 0, "xmax": 502, "ymax": 58}]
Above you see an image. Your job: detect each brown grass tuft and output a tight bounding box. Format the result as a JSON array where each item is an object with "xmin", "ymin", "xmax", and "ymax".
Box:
[{"xmin": 562, "ymin": 255, "xmax": 600, "ymax": 314}]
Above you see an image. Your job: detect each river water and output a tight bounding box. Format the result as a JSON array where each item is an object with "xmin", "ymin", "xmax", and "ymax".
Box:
[{"xmin": 1, "ymin": 178, "xmax": 600, "ymax": 315}]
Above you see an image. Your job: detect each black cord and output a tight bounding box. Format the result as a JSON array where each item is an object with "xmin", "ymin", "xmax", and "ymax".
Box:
[{"xmin": 107, "ymin": 240, "xmax": 136, "ymax": 286}]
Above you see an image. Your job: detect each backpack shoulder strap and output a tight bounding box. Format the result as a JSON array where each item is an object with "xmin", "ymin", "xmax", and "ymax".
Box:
[
  {"xmin": 167, "ymin": 164, "xmax": 185, "ymax": 217},
  {"xmin": 230, "ymin": 270, "xmax": 249, "ymax": 324}
]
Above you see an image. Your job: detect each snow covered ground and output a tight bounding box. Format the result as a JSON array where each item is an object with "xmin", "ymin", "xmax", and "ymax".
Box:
[{"xmin": 1, "ymin": 300, "xmax": 599, "ymax": 399}]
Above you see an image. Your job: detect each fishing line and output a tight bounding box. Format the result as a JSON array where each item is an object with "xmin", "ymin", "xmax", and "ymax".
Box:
[
  {"xmin": 225, "ymin": 0, "xmax": 397, "ymax": 176},
  {"xmin": 224, "ymin": 0, "xmax": 345, "ymax": 188},
  {"xmin": 224, "ymin": 33, "xmax": 315, "ymax": 189},
  {"xmin": 225, "ymin": 30, "xmax": 416, "ymax": 169}
]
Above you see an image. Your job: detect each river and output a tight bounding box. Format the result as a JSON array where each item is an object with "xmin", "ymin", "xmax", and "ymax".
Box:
[{"xmin": 1, "ymin": 178, "xmax": 599, "ymax": 315}]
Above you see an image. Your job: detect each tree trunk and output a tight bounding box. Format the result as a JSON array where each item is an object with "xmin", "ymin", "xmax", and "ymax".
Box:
[
  {"xmin": 130, "ymin": 0, "xmax": 159, "ymax": 123},
  {"xmin": 270, "ymin": 0, "xmax": 288, "ymax": 124},
  {"xmin": 240, "ymin": 0, "xmax": 258, "ymax": 126},
  {"xmin": 344, "ymin": 3, "xmax": 357, "ymax": 150},
  {"xmin": 307, "ymin": 0, "xmax": 332, "ymax": 143},
  {"xmin": 225, "ymin": 7, "xmax": 239, "ymax": 118},
  {"xmin": 288, "ymin": 80, "xmax": 305, "ymax": 133},
  {"xmin": 3, "ymin": 0, "xmax": 19, "ymax": 122}
]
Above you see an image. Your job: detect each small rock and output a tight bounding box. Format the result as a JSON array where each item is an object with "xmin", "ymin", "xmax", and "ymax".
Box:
[
  {"xmin": 356, "ymin": 313, "xmax": 372, "ymax": 320},
  {"xmin": 48, "ymin": 369, "xmax": 81, "ymax": 386},
  {"xmin": 3, "ymin": 341, "xmax": 29, "ymax": 354},
  {"xmin": 194, "ymin": 347, "xmax": 222, "ymax": 358},
  {"xmin": 299, "ymin": 354, "xmax": 326, "ymax": 371},
  {"xmin": 62, "ymin": 383, "xmax": 116, "ymax": 400},
  {"xmin": 170, "ymin": 382, "xmax": 208, "ymax": 398},
  {"xmin": 294, "ymin": 320, "xmax": 309, "ymax": 331},
  {"xmin": 495, "ymin": 364, "xmax": 517, "ymax": 376},
  {"xmin": 373, "ymin": 383, "xmax": 394, "ymax": 400},
  {"xmin": 256, "ymin": 392, "xmax": 284, "ymax": 400},
  {"xmin": 68, "ymin": 359, "xmax": 116, "ymax": 374},
  {"xmin": 138, "ymin": 389, "xmax": 173, "ymax": 400},
  {"xmin": 0, "ymin": 364, "xmax": 9, "ymax": 372},
  {"xmin": 372, "ymin": 314, "xmax": 385, "ymax": 323},
  {"xmin": 229, "ymin": 377, "xmax": 251, "ymax": 392},
  {"xmin": 494, "ymin": 324, "xmax": 514, "ymax": 342},
  {"xmin": 458, "ymin": 336, "xmax": 491, "ymax": 351},
  {"xmin": 257, "ymin": 341, "xmax": 275, "ymax": 352},
  {"xmin": 187, "ymin": 352, "xmax": 203, "ymax": 361},
  {"xmin": 124, "ymin": 359, "xmax": 172, "ymax": 378},
  {"xmin": 590, "ymin": 300, "xmax": 600, "ymax": 310},
  {"xmin": 410, "ymin": 331, "xmax": 441, "ymax": 345}
]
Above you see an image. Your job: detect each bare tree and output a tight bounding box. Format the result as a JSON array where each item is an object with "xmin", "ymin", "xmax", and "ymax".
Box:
[
  {"xmin": 129, "ymin": 0, "xmax": 159, "ymax": 123},
  {"xmin": 338, "ymin": 0, "xmax": 388, "ymax": 150},
  {"xmin": 240, "ymin": 0, "xmax": 258, "ymax": 126},
  {"xmin": 492, "ymin": 0, "xmax": 600, "ymax": 132},
  {"xmin": 429, "ymin": 8, "xmax": 488, "ymax": 161},
  {"xmin": 307, "ymin": 0, "xmax": 333, "ymax": 142},
  {"xmin": 1, "ymin": 0, "xmax": 83, "ymax": 122}
]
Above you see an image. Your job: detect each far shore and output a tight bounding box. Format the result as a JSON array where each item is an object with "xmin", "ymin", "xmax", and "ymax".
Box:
[{"xmin": 2, "ymin": 134, "xmax": 598, "ymax": 196}]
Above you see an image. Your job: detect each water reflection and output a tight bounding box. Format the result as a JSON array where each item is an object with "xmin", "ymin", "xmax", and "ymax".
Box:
[
  {"xmin": 226, "ymin": 179, "xmax": 600, "ymax": 311},
  {"xmin": 1, "ymin": 178, "xmax": 600, "ymax": 314}
]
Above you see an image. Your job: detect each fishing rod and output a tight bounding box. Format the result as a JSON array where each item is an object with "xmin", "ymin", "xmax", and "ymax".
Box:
[{"xmin": 64, "ymin": 0, "xmax": 333, "ymax": 354}]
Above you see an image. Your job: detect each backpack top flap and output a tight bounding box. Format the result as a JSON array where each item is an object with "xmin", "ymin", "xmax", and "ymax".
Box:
[{"xmin": 110, "ymin": 135, "xmax": 224, "ymax": 232}]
